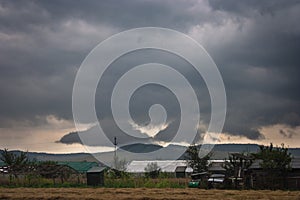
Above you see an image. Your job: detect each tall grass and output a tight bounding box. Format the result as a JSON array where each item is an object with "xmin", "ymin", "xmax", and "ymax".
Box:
[
  {"xmin": 0, "ymin": 173, "xmax": 188, "ymax": 188},
  {"xmin": 104, "ymin": 176, "xmax": 188, "ymax": 188}
]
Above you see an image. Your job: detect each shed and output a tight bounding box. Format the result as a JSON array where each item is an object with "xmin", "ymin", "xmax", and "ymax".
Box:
[
  {"xmin": 87, "ymin": 166, "xmax": 106, "ymax": 186},
  {"xmin": 175, "ymin": 166, "xmax": 187, "ymax": 178}
]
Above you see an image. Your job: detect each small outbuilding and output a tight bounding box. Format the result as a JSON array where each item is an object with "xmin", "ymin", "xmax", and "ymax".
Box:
[
  {"xmin": 175, "ymin": 166, "xmax": 187, "ymax": 178},
  {"xmin": 87, "ymin": 166, "xmax": 106, "ymax": 186}
]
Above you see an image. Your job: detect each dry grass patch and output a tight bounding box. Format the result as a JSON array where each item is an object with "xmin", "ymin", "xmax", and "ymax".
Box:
[{"xmin": 0, "ymin": 188, "xmax": 299, "ymax": 200}]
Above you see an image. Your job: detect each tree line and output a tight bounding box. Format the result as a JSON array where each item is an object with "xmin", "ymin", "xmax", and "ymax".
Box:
[
  {"xmin": 0, "ymin": 149, "xmax": 76, "ymax": 185},
  {"xmin": 185, "ymin": 143, "xmax": 293, "ymax": 189}
]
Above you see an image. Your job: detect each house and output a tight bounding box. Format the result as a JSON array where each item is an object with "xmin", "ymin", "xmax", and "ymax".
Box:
[
  {"xmin": 249, "ymin": 157, "xmax": 300, "ymax": 189},
  {"xmin": 0, "ymin": 161, "xmax": 104, "ymax": 185},
  {"xmin": 57, "ymin": 161, "xmax": 103, "ymax": 185}
]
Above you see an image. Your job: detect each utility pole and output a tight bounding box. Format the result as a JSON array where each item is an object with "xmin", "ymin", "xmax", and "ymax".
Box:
[
  {"xmin": 113, "ymin": 136, "xmax": 117, "ymax": 168},
  {"xmin": 113, "ymin": 136, "xmax": 117, "ymax": 158}
]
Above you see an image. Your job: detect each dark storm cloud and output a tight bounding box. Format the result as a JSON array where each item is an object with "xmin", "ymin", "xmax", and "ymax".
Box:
[
  {"xmin": 208, "ymin": 0, "xmax": 300, "ymax": 16},
  {"xmin": 278, "ymin": 129, "xmax": 295, "ymax": 139},
  {"xmin": 211, "ymin": 1, "xmax": 300, "ymax": 138},
  {"xmin": 58, "ymin": 131, "xmax": 81, "ymax": 145},
  {"xmin": 0, "ymin": 0, "xmax": 299, "ymax": 145}
]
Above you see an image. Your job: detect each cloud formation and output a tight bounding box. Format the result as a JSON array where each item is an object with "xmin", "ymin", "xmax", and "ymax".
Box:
[{"xmin": 0, "ymin": 0, "xmax": 299, "ymax": 150}]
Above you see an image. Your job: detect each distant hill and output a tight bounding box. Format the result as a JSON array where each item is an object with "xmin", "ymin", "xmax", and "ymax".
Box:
[
  {"xmin": 1, "ymin": 144, "xmax": 299, "ymax": 163},
  {"xmin": 0, "ymin": 150, "xmax": 98, "ymax": 162},
  {"xmin": 119, "ymin": 143, "xmax": 262, "ymax": 159},
  {"xmin": 120, "ymin": 143, "xmax": 162, "ymax": 153}
]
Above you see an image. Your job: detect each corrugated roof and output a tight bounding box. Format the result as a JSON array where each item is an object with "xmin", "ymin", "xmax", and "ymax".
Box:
[
  {"xmin": 126, "ymin": 160, "xmax": 192, "ymax": 173},
  {"xmin": 58, "ymin": 161, "xmax": 98, "ymax": 173},
  {"xmin": 291, "ymin": 158, "xmax": 300, "ymax": 169},
  {"xmin": 175, "ymin": 166, "xmax": 187, "ymax": 172},
  {"xmin": 249, "ymin": 158, "xmax": 300, "ymax": 169},
  {"xmin": 87, "ymin": 166, "xmax": 106, "ymax": 173},
  {"xmin": 249, "ymin": 160, "xmax": 261, "ymax": 169}
]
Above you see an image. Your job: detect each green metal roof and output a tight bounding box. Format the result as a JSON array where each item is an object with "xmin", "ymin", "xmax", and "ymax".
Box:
[
  {"xmin": 0, "ymin": 161, "xmax": 99, "ymax": 173},
  {"xmin": 57, "ymin": 161, "xmax": 98, "ymax": 173}
]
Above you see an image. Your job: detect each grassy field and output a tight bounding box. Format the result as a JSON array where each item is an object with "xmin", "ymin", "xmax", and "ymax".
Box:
[{"xmin": 0, "ymin": 188, "xmax": 299, "ymax": 200}]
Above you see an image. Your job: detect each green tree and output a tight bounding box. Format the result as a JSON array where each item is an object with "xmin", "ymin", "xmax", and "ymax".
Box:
[
  {"xmin": 185, "ymin": 144, "xmax": 211, "ymax": 173},
  {"xmin": 253, "ymin": 143, "xmax": 292, "ymax": 189},
  {"xmin": 113, "ymin": 156, "xmax": 127, "ymax": 171},
  {"xmin": 109, "ymin": 156, "xmax": 129, "ymax": 178},
  {"xmin": 254, "ymin": 143, "xmax": 292, "ymax": 171},
  {"xmin": 223, "ymin": 152, "xmax": 254, "ymax": 188},
  {"xmin": 0, "ymin": 148, "xmax": 29, "ymax": 178},
  {"xmin": 144, "ymin": 162, "xmax": 160, "ymax": 178}
]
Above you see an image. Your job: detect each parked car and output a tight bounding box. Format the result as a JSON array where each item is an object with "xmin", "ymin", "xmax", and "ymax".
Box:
[
  {"xmin": 188, "ymin": 172, "xmax": 209, "ymax": 188},
  {"xmin": 207, "ymin": 173, "xmax": 227, "ymax": 189}
]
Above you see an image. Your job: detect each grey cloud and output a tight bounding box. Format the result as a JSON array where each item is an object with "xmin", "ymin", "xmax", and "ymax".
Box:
[
  {"xmin": 58, "ymin": 131, "xmax": 81, "ymax": 145},
  {"xmin": 0, "ymin": 0, "xmax": 299, "ymax": 145},
  {"xmin": 279, "ymin": 129, "xmax": 296, "ymax": 139},
  {"xmin": 208, "ymin": 0, "xmax": 300, "ymax": 17}
]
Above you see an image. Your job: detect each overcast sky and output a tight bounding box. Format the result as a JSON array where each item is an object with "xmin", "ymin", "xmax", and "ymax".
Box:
[{"xmin": 0, "ymin": 0, "xmax": 299, "ymax": 153}]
